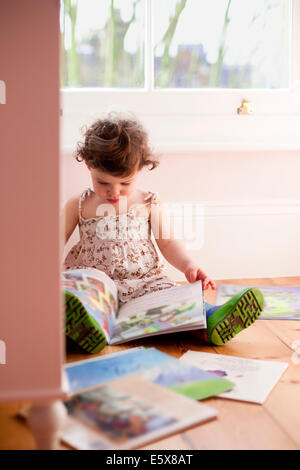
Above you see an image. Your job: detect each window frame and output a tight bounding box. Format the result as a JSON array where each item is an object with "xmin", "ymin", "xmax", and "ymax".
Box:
[{"xmin": 61, "ymin": 0, "xmax": 300, "ymax": 153}]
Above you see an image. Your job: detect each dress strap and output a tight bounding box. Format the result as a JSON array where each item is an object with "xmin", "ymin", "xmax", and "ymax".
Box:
[
  {"xmin": 144, "ymin": 191, "xmax": 159, "ymax": 205},
  {"xmin": 79, "ymin": 188, "xmax": 92, "ymax": 220}
]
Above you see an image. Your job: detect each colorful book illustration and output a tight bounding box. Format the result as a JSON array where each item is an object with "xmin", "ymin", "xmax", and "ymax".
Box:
[
  {"xmin": 62, "ymin": 375, "xmax": 218, "ymax": 450},
  {"xmin": 64, "ymin": 347, "xmax": 235, "ymax": 401},
  {"xmin": 180, "ymin": 351, "xmax": 288, "ymax": 404},
  {"xmin": 216, "ymin": 283, "xmax": 300, "ymax": 320},
  {"xmin": 62, "ymin": 268, "xmax": 206, "ymax": 353}
]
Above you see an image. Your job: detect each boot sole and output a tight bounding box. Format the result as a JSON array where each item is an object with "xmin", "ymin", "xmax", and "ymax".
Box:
[
  {"xmin": 208, "ymin": 288, "xmax": 264, "ymax": 346},
  {"xmin": 65, "ymin": 291, "xmax": 107, "ymax": 354}
]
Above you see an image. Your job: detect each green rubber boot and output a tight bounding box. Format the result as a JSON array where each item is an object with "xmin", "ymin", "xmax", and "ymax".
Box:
[
  {"xmin": 206, "ymin": 287, "xmax": 264, "ymax": 346},
  {"xmin": 65, "ymin": 291, "xmax": 107, "ymax": 354}
]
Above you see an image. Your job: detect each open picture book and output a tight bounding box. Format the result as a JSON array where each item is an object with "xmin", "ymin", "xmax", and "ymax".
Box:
[
  {"xmin": 61, "ymin": 375, "xmax": 217, "ymax": 450},
  {"xmin": 64, "ymin": 347, "xmax": 234, "ymax": 400},
  {"xmin": 62, "ymin": 268, "xmax": 206, "ymax": 353},
  {"xmin": 180, "ymin": 351, "xmax": 288, "ymax": 404},
  {"xmin": 16, "ymin": 374, "xmax": 218, "ymax": 450}
]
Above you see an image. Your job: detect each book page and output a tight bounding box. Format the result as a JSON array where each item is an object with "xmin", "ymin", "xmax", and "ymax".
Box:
[
  {"xmin": 117, "ymin": 281, "xmax": 203, "ymax": 319},
  {"xmin": 62, "ymin": 268, "xmax": 118, "ymax": 342},
  {"xmin": 110, "ymin": 281, "xmax": 205, "ymax": 344},
  {"xmin": 180, "ymin": 351, "xmax": 288, "ymax": 404},
  {"xmin": 64, "ymin": 347, "xmax": 234, "ymax": 399},
  {"xmin": 62, "ymin": 375, "xmax": 217, "ymax": 450},
  {"xmin": 217, "ymin": 283, "xmax": 300, "ymax": 320}
]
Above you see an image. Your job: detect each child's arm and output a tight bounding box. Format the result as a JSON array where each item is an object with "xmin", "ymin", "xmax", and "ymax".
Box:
[
  {"xmin": 153, "ymin": 198, "xmax": 216, "ymax": 290},
  {"xmin": 60, "ymin": 195, "xmax": 80, "ymax": 259}
]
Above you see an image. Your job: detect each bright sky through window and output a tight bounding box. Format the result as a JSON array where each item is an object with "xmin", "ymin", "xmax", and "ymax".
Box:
[{"xmin": 61, "ymin": 0, "xmax": 290, "ymax": 89}]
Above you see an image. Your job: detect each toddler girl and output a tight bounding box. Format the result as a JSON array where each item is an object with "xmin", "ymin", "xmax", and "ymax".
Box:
[{"xmin": 62, "ymin": 112, "xmax": 264, "ymax": 351}]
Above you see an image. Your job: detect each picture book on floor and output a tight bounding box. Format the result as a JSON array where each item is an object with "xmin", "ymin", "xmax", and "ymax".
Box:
[
  {"xmin": 216, "ymin": 283, "xmax": 300, "ymax": 320},
  {"xmin": 62, "ymin": 268, "xmax": 206, "ymax": 348},
  {"xmin": 62, "ymin": 375, "xmax": 218, "ymax": 450},
  {"xmin": 180, "ymin": 351, "xmax": 288, "ymax": 404},
  {"xmin": 64, "ymin": 347, "xmax": 235, "ymax": 401}
]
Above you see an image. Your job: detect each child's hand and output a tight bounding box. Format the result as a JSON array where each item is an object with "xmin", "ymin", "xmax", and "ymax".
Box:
[{"xmin": 184, "ymin": 264, "xmax": 216, "ymax": 290}]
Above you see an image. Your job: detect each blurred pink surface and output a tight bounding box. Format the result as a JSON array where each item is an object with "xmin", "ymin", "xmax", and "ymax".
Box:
[{"xmin": 0, "ymin": 1, "xmax": 64, "ymax": 401}]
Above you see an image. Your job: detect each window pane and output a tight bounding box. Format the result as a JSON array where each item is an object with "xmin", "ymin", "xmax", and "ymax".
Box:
[
  {"xmin": 153, "ymin": 0, "xmax": 291, "ymax": 89},
  {"xmin": 60, "ymin": 0, "xmax": 145, "ymax": 88}
]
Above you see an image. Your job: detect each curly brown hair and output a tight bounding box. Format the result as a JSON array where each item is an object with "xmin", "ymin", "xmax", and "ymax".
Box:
[{"xmin": 76, "ymin": 112, "xmax": 159, "ymax": 177}]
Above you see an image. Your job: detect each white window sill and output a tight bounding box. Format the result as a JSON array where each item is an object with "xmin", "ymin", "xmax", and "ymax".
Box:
[
  {"xmin": 61, "ymin": 111, "xmax": 300, "ymax": 154},
  {"xmin": 60, "ymin": 88, "xmax": 300, "ymax": 153}
]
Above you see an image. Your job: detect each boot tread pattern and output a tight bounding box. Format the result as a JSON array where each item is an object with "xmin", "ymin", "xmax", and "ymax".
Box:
[
  {"xmin": 213, "ymin": 290, "xmax": 262, "ymax": 344},
  {"xmin": 65, "ymin": 292, "xmax": 106, "ymax": 353}
]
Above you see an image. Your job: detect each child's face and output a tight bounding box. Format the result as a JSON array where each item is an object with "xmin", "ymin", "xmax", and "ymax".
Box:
[{"xmin": 87, "ymin": 165, "xmax": 139, "ymax": 205}]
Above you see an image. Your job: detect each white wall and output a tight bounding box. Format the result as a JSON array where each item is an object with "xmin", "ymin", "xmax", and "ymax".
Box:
[{"xmin": 61, "ymin": 150, "xmax": 300, "ymax": 281}]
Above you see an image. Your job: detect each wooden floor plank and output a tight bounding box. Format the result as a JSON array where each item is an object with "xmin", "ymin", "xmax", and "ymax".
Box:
[
  {"xmin": 0, "ymin": 402, "xmax": 36, "ymax": 451},
  {"xmin": 263, "ymin": 360, "xmax": 300, "ymax": 448},
  {"xmin": 178, "ymin": 398, "xmax": 297, "ymax": 450},
  {"xmin": 270, "ymin": 277, "xmax": 300, "ymax": 286},
  {"xmin": 141, "ymin": 433, "xmax": 195, "ymax": 451},
  {"xmin": 263, "ymin": 320, "xmax": 300, "ymax": 350},
  {"xmin": 213, "ymin": 321, "xmax": 292, "ymax": 360}
]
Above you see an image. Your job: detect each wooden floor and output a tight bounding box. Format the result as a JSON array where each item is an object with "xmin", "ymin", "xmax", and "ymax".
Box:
[{"xmin": 1, "ymin": 276, "xmax": 300, "ymax": 450}]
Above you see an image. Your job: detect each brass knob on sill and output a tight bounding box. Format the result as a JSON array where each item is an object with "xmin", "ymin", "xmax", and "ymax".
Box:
[{"xmin": 237, "ymin": 100, "xmax": 254, "ymax": 115}]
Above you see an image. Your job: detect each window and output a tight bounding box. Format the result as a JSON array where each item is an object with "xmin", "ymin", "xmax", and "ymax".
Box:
[
  {"xmin": 61, "ymin": 0, "xmax": 146, "ymax": 88},
  {"xmin": 60, "ymin": 0, "xmax": 300, "ymax": 152},
  {"xmin": 153, "ymin": 0, "xmax": 290, "ymax": 89}
]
